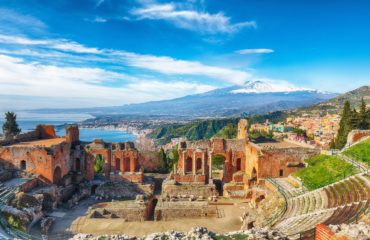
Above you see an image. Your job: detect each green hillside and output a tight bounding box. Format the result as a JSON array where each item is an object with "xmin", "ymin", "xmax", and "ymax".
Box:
[
  {"xmin": 293, "ymin": 155, "xmax": 358, "ymax": 190},
  {"xmin": 343, "ymin": 138, "xmax": 370, "ymax": 167},
  {"xmin": 294, "ymin": 86, "xmax": 370, "ymax": 115},
  {"xmin": 147, "ymin": 118, "xmax": 239, "ymax": 145}
]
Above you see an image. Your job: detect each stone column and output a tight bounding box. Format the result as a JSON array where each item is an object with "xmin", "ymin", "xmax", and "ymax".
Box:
[
  {"xmin": 192, "ymin": 151, "xmax": 196, "ymax": 175},
  {"xmin": 208, "ymin": 150, "xmax": 213, "ymax": 180},
  {"xmin": 182, "ymin": 151, "xmax": 186, "ymax": 175},
  {"xmin": 201, "ymin": 151, "xmax": 205, "ymax": 175}
]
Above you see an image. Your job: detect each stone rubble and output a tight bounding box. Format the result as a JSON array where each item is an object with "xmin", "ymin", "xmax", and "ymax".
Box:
[
  {"xmin": 69, "ymin": 227, "xmax": 289, "ymax": 240},
  {"xmin": 329, "ymin": 222, "xmax": 370, "ymax": 240}
]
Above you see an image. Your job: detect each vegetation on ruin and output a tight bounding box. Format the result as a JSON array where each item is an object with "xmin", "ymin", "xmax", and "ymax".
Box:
[
  {"xmin": 333, "ymin": 98, "xmax": 370, "ymax": 149},
  {"xmin": 214, "ymin": 234, "xmax": 249, "ymax": 240},
  {"xmin": 94, "ymin": 154, "xmax": 105, "ymax": 173},
  {"xmin": 293, "ymin": 155, "xmax": 357, "ymax": 190},
  {"xmin": 343, "ymin": 138, "xmax": 370, "ymax": 167},
  {"xmin": 212, "ymin": 155, "xmax": 225, "ymax": 170},
  {"xmin": 5, "ymin": 213, "xmax": 25, "ymax": 231},
  {"xmin": 248, "ymin": 130, "xmax": 274, "ymax": 142},
  {"xmin": 214, "ymin": 123, "xmax": 237, "ymax": 139},
  {"xmin": 158, "ymin": 148, "xmax": 168, "ymax": 173},
  {"xmin": 2, "ymin": 111, "xmax": 21, "ymax": 136}
]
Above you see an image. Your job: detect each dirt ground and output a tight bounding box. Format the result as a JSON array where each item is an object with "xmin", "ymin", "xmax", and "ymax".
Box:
[{"xmin": 66, "ymin": 198, "xmax": 249, "ymax": 237}]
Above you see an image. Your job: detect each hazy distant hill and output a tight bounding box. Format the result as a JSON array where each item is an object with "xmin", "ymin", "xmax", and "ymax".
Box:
[
  {"xmin": 32, "ymin": 80, "xmax": 336, "ymax": 118},
  {"xmin": 293, "ymin": 86, "xmax": 370, "ymax": 115}
]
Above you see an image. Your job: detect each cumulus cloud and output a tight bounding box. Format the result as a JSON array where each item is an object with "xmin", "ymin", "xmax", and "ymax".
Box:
[
  {"xmin": 236, "ymin": 48, "xmax": 274, "ymax": 54},
  {"xmin": 130, "ymin": 2, "xmax": 256, "ymax": 34}
]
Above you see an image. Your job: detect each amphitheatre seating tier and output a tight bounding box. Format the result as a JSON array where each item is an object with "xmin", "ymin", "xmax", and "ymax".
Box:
[{"xmin": 273, "ymin": 173, "xmax": 370, "ymax": 237}]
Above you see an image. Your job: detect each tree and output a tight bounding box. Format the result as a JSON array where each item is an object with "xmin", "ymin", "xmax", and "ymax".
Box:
[
  {"xmin": 94, "ymin": 155, "xmax": 104, "ymax": 173},
  {"xmin": 335, "ymin": 101, "xmax": 352, "ymax": 149},
  {"xmin": 167, "ymin": 145, "xmax": 179, "ymax": 171},
  {"xmin": 358, "ymin": 98, "xmax": 368, "ymax": 129},
  {"xmin": 2, "ymin": 112, "xmax": 21, "ymax": 137},
  {"xmin": 158, "ymin": 148, "xmax": 168, "ymax": 173}
]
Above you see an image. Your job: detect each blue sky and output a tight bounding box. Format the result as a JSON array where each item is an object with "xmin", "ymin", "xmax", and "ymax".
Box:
[{"xmin": 0, "ymin": 0, "xmax": 369, "ymax": 110}]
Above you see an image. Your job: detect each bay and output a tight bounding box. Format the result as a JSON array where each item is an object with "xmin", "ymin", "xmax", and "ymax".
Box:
[{"xmin": 0, "ymin": 112, "xmax": 136, "ymax": 142}]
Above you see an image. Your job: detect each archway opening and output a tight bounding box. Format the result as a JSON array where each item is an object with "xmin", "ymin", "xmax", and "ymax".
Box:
[
  {"xmin": 115, "ymin": 158, "xmax": 121, "ymax": 172},
  {"xmin": 123, "ymin": 157, "xmax": 130, "ymax": 172},
  {"xmin": 250, "ymin": 167, "xmax": 257, "ymax": 186},
  {"xmin": 185, "ymin": 157, "xmax": 193, "ymax": 173},
  {"xmin": 236, "ymin": 158, "xmax": 241, "ymax": 171},
  {"xmin": 20, "ymin": 160, "xmax": 26, "ymax": 171},
  {"xmin": 212, "ymin": 155, "xmax": 225, "ymax": 180},
  {"xmin": 196, "ymin": 158, "xmax": 202, "ymax": 173},
  {"xmin": 53, "ymin": 166, "xmax": 62, "ymax": 185},
  {"xmin": 75, "ymin": 158, "xmax": 81, "ymax": 173}
]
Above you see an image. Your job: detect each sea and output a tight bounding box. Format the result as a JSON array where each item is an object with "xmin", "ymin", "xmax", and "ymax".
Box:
[{"xmin": 0, "ymin": 112, "xmax": 136, "ymax": 142}]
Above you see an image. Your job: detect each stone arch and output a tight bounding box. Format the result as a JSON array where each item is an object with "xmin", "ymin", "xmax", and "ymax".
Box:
[
  {"xmin": 53, "ymin": 166, "xmax": 62, "ymax": 185},
  {"xmin": 185, "ymin": 157, "xmax": 193, "ymax": 173},
  {"xmin": 20, "ymin": 160, "xmax": 26, "ymax": 171}
]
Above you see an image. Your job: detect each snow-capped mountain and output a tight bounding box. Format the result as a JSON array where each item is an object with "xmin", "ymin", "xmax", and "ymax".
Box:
[
  {"xmin": 231, "ymin": 80, "xmax": 314, "ymax": 94},
  {"xmin": 35, "ymin": 79, "xmax": 337, "ymax": 118}
]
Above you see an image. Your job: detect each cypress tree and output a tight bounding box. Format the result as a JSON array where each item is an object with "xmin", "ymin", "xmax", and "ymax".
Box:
[
  {"xmin": 2, "ymin": 112, "xmax": 21, "ymax": 137},
  {"xmin": 358, "ymin": 98, "xmax": 368, "ymax": 129},
  {"xmin": 335, "ymin": 101, "xmax": 351, "ymax": 149}
]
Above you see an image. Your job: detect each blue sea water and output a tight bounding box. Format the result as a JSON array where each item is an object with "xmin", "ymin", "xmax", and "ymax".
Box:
[{"xmin": 0, "ymin": 112, "xmax": 136, "ymax": 142}]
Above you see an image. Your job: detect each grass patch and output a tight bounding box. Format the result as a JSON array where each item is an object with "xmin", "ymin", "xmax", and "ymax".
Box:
[
  {"xmin": 214, "ymin": 234, "xmax": 249, "ymax": 240},
  {"xmin": 293, "ymin": 155, "xmax": 358, "ymax": 190},
  {"xmin": 343, "ymin": 138, "xmax": 370, "ymax": 167}
]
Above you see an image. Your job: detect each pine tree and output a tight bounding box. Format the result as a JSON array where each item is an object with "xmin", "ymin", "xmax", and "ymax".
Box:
[
  {"xmin": 335, "ymin": 101, "xmax": 351, "ymax": 149},
  {"xmin": 358, "ymin": 98, "xmax": 368, "ymax": 129},
  {"xmin": 2, "ymin": 112, "xmax": 21, "ymax": 137}
]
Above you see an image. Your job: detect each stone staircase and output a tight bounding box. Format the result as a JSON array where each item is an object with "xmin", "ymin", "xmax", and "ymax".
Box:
[{"xmin": 272, "ymin": 173, "xmax": 370, "ymax": 239}]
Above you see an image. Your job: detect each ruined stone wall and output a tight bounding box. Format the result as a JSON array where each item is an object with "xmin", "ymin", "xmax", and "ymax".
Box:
[
  {"xmin": 0, "ymin": 142, "xmax": 73, "ymax": 183},
  {"xmin": 244, "ymin": 142, "xmax": 318, "ymax": 181},
  {"xmin": 0, "ymin": 125, "xmax": 57, "ymax": 146},
  {"xmin": 66, "ymin": 125, "xmax": 79, "ymax": 144},
  {"xmin": 88, "ymin": 201, "xmax": 149, "ymax": 222},
  {"xmin": 162, "ymin": 182, "xmax": 218, "ymax": 198},
  {"xmin": 154, "ymin": 201, "xmax": 217, "ymax": 221},
  {"xmin": 257, "ymin": 147, "xmax": 318, "ymax": 179}
]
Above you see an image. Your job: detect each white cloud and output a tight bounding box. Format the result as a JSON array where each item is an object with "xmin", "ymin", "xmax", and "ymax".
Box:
[
  {"xmin": 112, "ymin": 51, "xmax": 251, "ymax": 85},
  {"xmin": 0, "ymin": 34, "xmax": 102, "ymax": 54},
  {"xmin": 236, "ymin": 48, "xmax": 274, "ymax": 54},
  {"xmin": 130, "ymin": 2, "xmax": 256, "ymax": 34},
  {"xmin": 0, "ymin": 54, "xmax": 216, "ymax": 108}
]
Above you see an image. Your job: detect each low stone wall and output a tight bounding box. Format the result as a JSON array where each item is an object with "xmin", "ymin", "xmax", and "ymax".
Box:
[
  {"xmin": 87, "ymin": 200, "xmax": 150, "ymax": 222},
  {"xmin": 162, "ymin": 182, "xmax": 218, "ymax": 198},
  {"xmin": 173, "ymin": 174, "xmax": 206, "ymax": 184},
  {"xmin": 154, "ymin": 200, "xmax": 216, "ymax": 221},
  {"xmin": 110, "ymin": 172, "xmax": 144, "ymax": 183},
  {"xmin": 346, "ymin": 130, "xmax": 370, "ymax": 147}
]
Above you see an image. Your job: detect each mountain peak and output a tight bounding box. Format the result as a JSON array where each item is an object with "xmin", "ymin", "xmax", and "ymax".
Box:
[{"xmin": 231, "ymin": 79, "xmax": 314, "ymax": 94}]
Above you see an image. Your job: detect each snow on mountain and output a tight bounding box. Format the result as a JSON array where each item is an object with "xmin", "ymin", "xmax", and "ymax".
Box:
[{"xmin": 231, "ymin": 79, "xmax": 314, "ymax": 94}]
